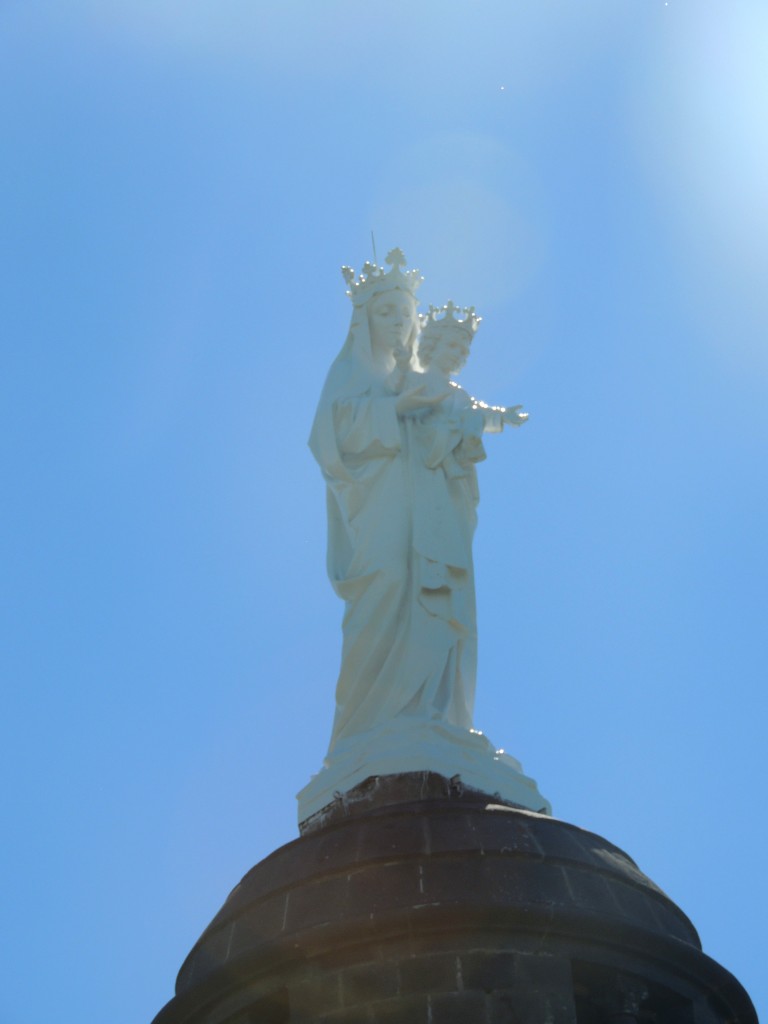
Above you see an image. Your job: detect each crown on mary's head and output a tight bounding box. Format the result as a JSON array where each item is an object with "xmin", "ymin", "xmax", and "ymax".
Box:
[
  {"xmin": 419, "ymin": 301, "xmax": 481, "ymax": 339},
  {"xmin": 341, "ymin": 248, "xmax": 423, "ymax": 307}
]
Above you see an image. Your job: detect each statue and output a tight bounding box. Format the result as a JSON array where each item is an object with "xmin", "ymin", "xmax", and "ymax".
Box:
[{"xmin": 300, "ymin": 250, "xmax": 550, "ymax": 822}]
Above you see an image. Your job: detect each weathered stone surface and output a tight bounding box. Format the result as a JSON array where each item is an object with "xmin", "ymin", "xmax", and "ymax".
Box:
[{"xmin": 152, "ymin": 773, "xmax": 757, "ymax": 1024}]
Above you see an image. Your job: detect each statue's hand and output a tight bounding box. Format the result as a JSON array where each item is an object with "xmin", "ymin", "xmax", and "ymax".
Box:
[
  {"xmin": 393, "ymin": 344, "xmax": 412, "ymax": 371},
  {"xmin": 396, "ymin": 384, "xmax": 450, "ymax": 416},
  {"xmin": 502, "ymin": 404, "xmax": 529, "ymax": 427}
]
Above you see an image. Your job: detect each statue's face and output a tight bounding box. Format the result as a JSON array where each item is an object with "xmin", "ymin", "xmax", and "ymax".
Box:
[
  {"xmin": 432, "ymin": 326, "xmax": 471, "ymax": 376},
  {"xmin": 367, "ymin": 290, "xmax": 417, "ymax": 357}
]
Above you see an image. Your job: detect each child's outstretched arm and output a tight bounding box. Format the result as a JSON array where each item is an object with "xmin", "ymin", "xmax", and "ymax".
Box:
[{"xmin": 463, "ymin": 388, "xmax": 529, "ymax": 433}]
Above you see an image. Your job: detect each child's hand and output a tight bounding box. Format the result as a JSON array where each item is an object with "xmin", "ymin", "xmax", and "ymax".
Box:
[{"xmin": 502, "ymin": 404, "xmax": 529, "ymax": 426}]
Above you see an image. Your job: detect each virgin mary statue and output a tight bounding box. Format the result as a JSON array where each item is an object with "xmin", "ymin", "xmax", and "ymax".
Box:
[
  {"xmin": 301, "ymin": 250, "xmax": 550, "ymax": 824},
  {"xmin": 308, "ymin": 250, "xmax": 482, "ymax": 751}
]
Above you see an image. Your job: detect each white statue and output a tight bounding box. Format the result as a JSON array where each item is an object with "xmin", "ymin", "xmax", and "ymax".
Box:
[{"xmin": 301, "ymin": 250, "xmax": 550, "ymax": 822}]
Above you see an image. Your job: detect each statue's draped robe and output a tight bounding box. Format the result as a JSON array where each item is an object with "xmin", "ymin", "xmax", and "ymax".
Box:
[{"xmin": 310, "ymin": 318, "xmax": 487, "ymax": 755}]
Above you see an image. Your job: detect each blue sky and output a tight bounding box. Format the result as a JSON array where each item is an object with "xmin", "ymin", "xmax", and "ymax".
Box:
[{"xmin": 1, "ymin": 2, "xmax": 766, "ymax": 1022}]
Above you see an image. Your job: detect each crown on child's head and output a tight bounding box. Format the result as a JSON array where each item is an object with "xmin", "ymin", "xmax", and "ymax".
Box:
[
  {"xmin": 341, "ymin": 248, "xmax": 423, "ymax": 307},
  {"xmin": 419, "ymin": 301, "xmax": 481, "ymax": 339}
]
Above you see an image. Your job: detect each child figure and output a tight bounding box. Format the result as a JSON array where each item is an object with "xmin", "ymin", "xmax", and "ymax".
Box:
[{"xmin": 400, "ymin": 302, "xmax": 527, "ymax": 479}]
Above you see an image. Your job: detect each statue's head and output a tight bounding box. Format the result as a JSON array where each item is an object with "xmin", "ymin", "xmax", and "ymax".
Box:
[
  {"xmin": 367, "ymin": 289, "xmax": 418, "ymax": 362},
  {"xmin": 418, "ymin": 302, "xmax": 481, "ymax": 377},
  {"xmin": 341, "ymin": 248, "xmax": 423, "ymax": 368}
]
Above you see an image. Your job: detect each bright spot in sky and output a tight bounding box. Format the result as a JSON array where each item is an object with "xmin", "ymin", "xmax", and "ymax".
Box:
[{"xmin": 632, "ymin": 0, "xmax": 768, "ymax": 373}]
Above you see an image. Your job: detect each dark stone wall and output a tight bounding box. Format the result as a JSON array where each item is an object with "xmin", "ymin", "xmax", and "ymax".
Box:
[{"xmin": 152, "ymin": 773, "xmax": 757, "ymax": 1024}]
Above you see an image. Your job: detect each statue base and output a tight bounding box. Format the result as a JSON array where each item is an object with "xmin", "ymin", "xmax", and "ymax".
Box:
[
  {"xmin": 297, "ymin": 718, "xmax": 551, "ymax": 826},
  {"xmin": 152, "ymin": 771, "xmax": 757, "ymax": 1024}
]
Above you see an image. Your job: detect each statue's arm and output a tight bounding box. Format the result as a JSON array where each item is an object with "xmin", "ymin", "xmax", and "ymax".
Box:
[{"xmin": 467, "ymin": 395, "xmax": 529, "ymax": 433}]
